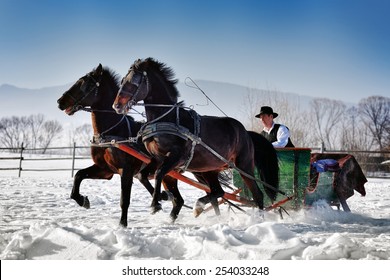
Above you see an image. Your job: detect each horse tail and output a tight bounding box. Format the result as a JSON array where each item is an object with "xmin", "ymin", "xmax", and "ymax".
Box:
[{"xmin": 247, "ymin": 131, "xmax": 279, "ymax": 201}]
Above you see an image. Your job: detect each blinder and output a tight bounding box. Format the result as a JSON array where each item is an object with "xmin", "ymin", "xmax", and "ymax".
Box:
[
  {"xmin": 81, "ymin": 74, "xmax": 100, "ymax": 95},
  {"xmin": 121, "ymin": 70, "xmax": 149, "ymax": 108},
  {"xmin": 130, "ymin": 72, "xmax": 143, "ymax": 87}
]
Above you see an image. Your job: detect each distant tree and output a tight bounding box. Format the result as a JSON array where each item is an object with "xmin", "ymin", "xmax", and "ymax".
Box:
[
  {"xmin": 310, "ymin": 98, "xmax": 346, "ymax": 150},
  {"xmin": 28, "ymin": 114, "xmax": 45, "ymax": 152},
  {"xmin": 73, "ymin": 124, "xmax": 93, "ymax": 145},
  {"xmin": 239, "ymin": 88, "xmax": 263, "ymax": 132},
  {"xmin": 0, "ymin": 116, "xmax": 30, "ymax": 151},
  {"xmin": 340, "ymin": 106, "xmax": 374, "ymax": 150},
  {"xmin": 358, "ymin": 96, "xmax": 390, "ymax": 150},
  {"xmin": 70, "ymin": 124, "xmax": 93, "ymax": 155},
  {"xmin": 0, "ymin": 114, "xmax": 63, "ymax": 152},
  {"xmin": 39, "ymin": 120, "xmax": 63, "ymax": 153}
]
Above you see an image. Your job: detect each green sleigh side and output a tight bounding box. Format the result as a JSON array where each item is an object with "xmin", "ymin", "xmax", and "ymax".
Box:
[{"xmin": 232, "ymin": 148, "xmax": 341, "ymax": 210}]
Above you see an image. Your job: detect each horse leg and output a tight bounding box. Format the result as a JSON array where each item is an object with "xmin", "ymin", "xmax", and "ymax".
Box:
[
  {"xmin": 193, "ymin": 172, "xmax": 225, "ymax": 217},
  {"xmin": 71, "ymin": 164, "xmax": 113, "ymax": 209},
  {"xmin": 241, "ymin": 175, "xmax": 264, "ymax": 209},
  {"xmin": 162, "ymin": 176, "xmax": 183, "ymax": 222},
  {"xmin": 151, "ymin": 153, "xmax": 182, "ymax": 214},
  {"xmin": 236, "ymin": 158, "xmax": 264, "ymax": 210},
  {"xmin": 137, "ymin": 164, "xmax": 164, "ymax": 213},
  {"xmin": 192, "ymin": 173, "xmax": 211, "ymax": 216},
  {"xmin": 137, "ymin": 160, "xmax": 156, "ymax": 196},
  {"xmin": 137, "ymin": 160, "xmax": 169, "ymax": 201},
  {"xmin": 119, "ymin": 166, "xmax": 134, "ymax": 228}
]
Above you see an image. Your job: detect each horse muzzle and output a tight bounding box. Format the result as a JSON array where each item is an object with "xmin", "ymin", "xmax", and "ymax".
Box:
[{"xmin": 112, "ymin": 102, "xmax": 129, "ymax": 114}]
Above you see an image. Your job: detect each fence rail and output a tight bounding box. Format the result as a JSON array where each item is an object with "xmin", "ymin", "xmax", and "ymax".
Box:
[
  {"xmin": 0, "ymin": 142, "xmax": 90, "ymax": 177},
  {"xmin": 0, "ymin": 143, "xmax": 389, "ymax": 178}
]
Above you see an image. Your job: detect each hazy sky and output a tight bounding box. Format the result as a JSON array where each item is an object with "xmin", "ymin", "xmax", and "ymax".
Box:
[{"xmin": 0, "ymin": 0, "xmax": 389, "ymax": 102}]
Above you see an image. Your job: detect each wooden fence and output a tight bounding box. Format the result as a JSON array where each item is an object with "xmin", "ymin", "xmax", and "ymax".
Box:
[
  {"xmin": 0, "ymin": 142, "xmax": 90, "ymax": 177},
  {"xmin": 0, "ymin": 143, "xmax": 389, "ymax": 178}
]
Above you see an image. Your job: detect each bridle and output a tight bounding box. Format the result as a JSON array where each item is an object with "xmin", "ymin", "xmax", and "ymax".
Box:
[
  {"xmin": 66, "ymin": 72, "xmax": 102, "ymax": 111},
  {"xmin": 119, "ymin": 69, "xmax": 149, "ymax": 110},
  {"xmin": 64, "ymin": 71, "xmax": 135, "ymax": 140}
]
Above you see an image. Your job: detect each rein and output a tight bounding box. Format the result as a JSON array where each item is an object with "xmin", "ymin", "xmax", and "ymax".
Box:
[
  {"xmin": 77, "ymin": 107, "xmax": 134, "ymax": 145},
  {"xmin": 185, "ymin": 77, "xmax": 228, "ymax": 117}
]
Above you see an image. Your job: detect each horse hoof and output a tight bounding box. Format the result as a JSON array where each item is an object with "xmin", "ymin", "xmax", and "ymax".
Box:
[
  {"xmin": 119, "ymin": 220, "xmax": 128, "ymax": 228},
  {"xmin": 161, "ymin": 191, "xmax": 174, "ymax": 201},
  {"xmin": 82, "ymin": 196, "xmax": 90, "ymax": 209},
  {"xmin": 193, "ymin": 207, "xmax": 203, "ymax": 217},
  {"xmin": 193, "ymin": 202, "xmax": 205, "ymax": 217},
  {"xmin": 193, "ymin": 200, "xmax": 206, "ymax": 217},
  {"xmin": 151, "ymin": 203, "xmax": 162, "ymax": 214},
  {"xmin": 170, "ymin": 213, "xmax": 178, "ymax": 223},
  {"xmin": 213, "ymin": 207, "xmax": 221, "ymax": 216}
]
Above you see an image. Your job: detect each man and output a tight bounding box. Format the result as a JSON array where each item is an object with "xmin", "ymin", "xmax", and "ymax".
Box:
[{"xmin": 255, "ymin": 106, "xmax": 294, "ymax": 148}]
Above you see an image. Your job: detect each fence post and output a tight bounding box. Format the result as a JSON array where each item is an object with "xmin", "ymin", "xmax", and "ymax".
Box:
[
  {"xmin": 18, "ymin": 142, "xmax": 24, "ymax": 177},
  {"xmin": 71, "ymin": 142, "xmax": 76, "ymax": 178}
]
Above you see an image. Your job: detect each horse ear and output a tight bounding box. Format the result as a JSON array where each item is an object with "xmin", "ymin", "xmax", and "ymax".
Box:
[{"xmin": 96, "ymin": 63, "xmax": 103, "ymax": 75}]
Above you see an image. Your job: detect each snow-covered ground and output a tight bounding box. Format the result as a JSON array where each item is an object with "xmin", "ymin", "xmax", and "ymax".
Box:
[{"xmin": 0, "ymin": 155, "xmax": 389, "ymax": 260}]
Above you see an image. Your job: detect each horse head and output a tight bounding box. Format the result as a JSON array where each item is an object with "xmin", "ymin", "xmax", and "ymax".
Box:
[
  {"xmin": 57, "ymin": 64, "xmax": 104, "ymax": 115},
  {"xmin": 113, "ymin": 59, "xmax": 150, "ymax": 114}
]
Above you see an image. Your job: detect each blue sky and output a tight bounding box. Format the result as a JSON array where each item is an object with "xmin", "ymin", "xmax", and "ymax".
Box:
[{"xmin": 0, "ymin": 0, "xmax": 389, "ymax": 102}]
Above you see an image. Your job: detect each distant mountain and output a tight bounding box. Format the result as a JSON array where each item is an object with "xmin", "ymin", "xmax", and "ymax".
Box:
[
  {"xmin": 0, "ymin": 83, "xmax": 90, "ymax": 129},
  {"xmin": 0, "ymin": 80, "xmax": 317, "ymax": 129},
  {"xmin": 177, "ymin": 80, "xmax": 315, "ymax": 120}
]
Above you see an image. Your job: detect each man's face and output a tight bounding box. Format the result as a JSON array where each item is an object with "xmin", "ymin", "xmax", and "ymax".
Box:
[{"xmin": 259, "ymin": 114, "xmax": 273, "ymax": 128}]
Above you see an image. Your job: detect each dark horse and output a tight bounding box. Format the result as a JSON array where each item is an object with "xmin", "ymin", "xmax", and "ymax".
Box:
[
  {"xmin": 57, "ymin": 64, "xmax": 182, "ymax": 226},
  {"xmin": 113, "ymin": 58, "xmax": 279, "ymax": 216}
]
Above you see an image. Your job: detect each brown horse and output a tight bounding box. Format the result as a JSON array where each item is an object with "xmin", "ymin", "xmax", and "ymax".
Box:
[
  {"xmin": 113, "ymin": 58, "xmax": 279, "ymax": 216},
  {"xmin": 57, "ymin": 64, "xmax": 183, "ymax": 226}
]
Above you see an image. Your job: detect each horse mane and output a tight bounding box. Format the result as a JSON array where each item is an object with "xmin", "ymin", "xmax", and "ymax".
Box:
[
  {"xmin": 134, "ymin": 57, "xmax": 180, "ymax": 101},
  {"xmin": 99, "ymin": 66, "xmax": 121, "ymax": 87},
  {"xmin": 99, "ymin": 66, "xmax": 137, "ymax": 121}
]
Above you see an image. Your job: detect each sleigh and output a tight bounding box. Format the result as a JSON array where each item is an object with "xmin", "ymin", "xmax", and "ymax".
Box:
[
  {"xmin": 116, "ymin": 142, "xmax": 367, "ymax": 213},
  {"xmin": 116, "ymin": 141, "xmax": 367, "ymax": 213},
  {"xmin": 232, "ymin": 148, "xmax": 367, "ymax": 212}
]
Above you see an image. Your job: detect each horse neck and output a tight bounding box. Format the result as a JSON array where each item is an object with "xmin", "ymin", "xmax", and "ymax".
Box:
[
  {"xmin": 144, "ymin": 105, "xmax": 175, "ymax": 123},
  {"xmin": 130, "ymin": 121, "xmax": 143, "ymax": 136},
  {"xmin": 144, "ymin": 78, "xmax": 178, "ymax": 123},
  {"xmin": 90, "ymin": 83, "xmax": 129, "ymax": 137},
  {"xmin": 143, "ymin": 100, "xmax": 197, "ymax": 135}
]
